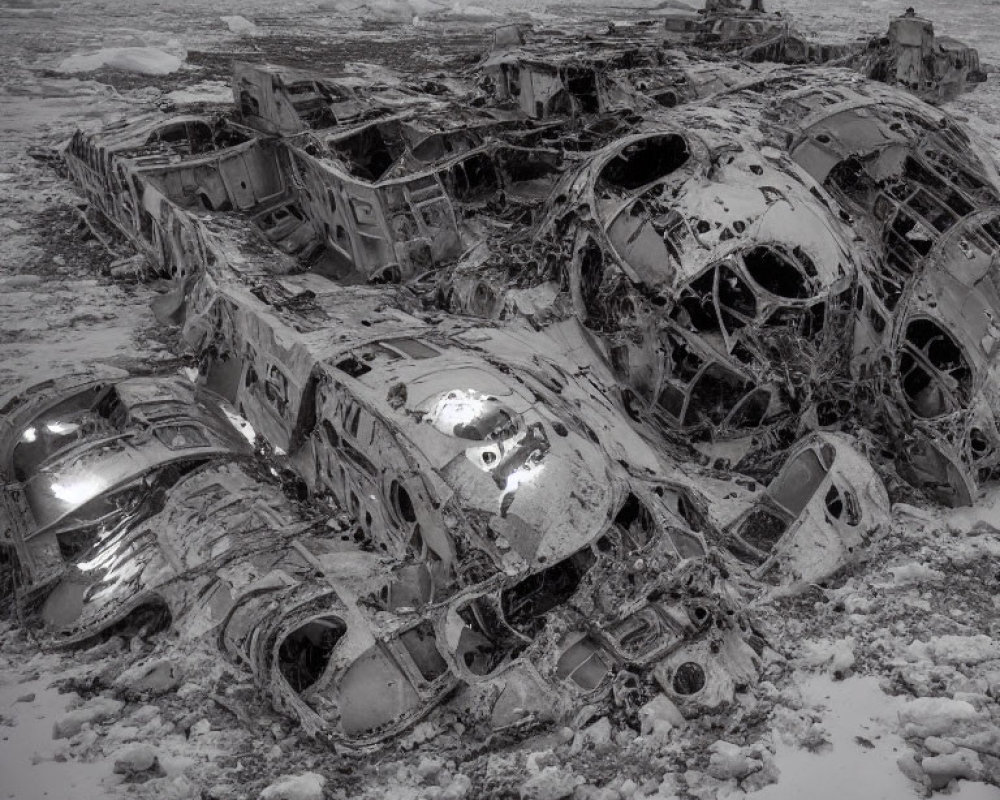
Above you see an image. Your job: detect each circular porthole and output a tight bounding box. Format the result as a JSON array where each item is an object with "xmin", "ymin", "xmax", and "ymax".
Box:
[
  {"xmin": 672, "ymin": 661, "xmax": 706, "ymax": 695},
  {"xmin": 689, "ymin": 605, "xmax": 711, "ymax": 627}
]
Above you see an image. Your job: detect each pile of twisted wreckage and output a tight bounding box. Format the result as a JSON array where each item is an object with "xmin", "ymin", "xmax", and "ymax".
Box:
[{"xmin": 2, "ymin": 1, "xmax": 999, "ymax": 749}]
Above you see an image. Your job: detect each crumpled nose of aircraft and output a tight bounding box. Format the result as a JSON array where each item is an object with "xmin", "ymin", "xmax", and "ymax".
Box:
[
  {"xmin": 498, "ymin": 445, "xmax": 614, "ymax": 567},
  {"xmin": 443, "ymin": 426, "xmax": 616, "ymax": 569}
]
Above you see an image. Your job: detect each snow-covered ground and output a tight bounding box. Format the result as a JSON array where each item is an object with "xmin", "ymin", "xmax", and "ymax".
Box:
[{"xmin": 1, "ymin": 1, "xmax": 1000, "ymax": 798}]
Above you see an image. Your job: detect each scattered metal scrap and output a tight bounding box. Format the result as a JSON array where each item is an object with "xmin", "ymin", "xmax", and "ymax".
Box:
[{"xmin": 3, "ymin": 4, "xmax": 998, "ymax": 748}]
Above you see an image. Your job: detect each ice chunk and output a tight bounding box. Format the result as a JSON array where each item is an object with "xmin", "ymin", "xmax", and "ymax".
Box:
[
  {"xmin": 221, "ymin": 15, "xmax": 260, "ymax": 36},
  {"xmin": 57, "ymin": 47, "xmax": 183, "ymax": 76},
  {"xmin": 165, "ymin": 81, "xmax": 233, "ymax": 106},
  {"xmin": 906, "ymin": 635, "xmax": 1000, "ymax": 666},
  {"xmin": 798, "ymin": 638, "xmax": 856, "ymax": 677},
  {"xmin": 888, "ymin": 562, "xmax": 944, "ymax": 585},
  {"xmin": 52, "ymin": 697, "xmax": 124, "ymax": 739},
  {"xmin": 638, "ymin": 694, "xmax": 685, "ymax": 737},
  {"xmin": 259, "ymin": 773, "xmax": 326, "ymax": 800},
  {"xmin": 898, "ymin": 697, "xmax": 980, "ymax": 738}
]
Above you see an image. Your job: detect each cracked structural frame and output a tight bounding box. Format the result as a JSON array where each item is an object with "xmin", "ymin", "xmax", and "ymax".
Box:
[{"xmin": 1, "ymin": 4, "xmax": 997, "ymax": 748}]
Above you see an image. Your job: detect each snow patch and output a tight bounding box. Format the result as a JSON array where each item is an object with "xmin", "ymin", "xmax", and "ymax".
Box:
[
  {"xmin": 57, "ymin": 46, "xmax": 184, "ymax": 76},
  {"xmin": 753, "ymin": 674, "xmax": 1000, "ymax": 800},
  {"xmin": 447, "ymin": 1, "xmax": 499, "ymax": 19},
  {"xmin": 888, "ymin": 561, "xmax": 945, "ymax": 585},
  {"xmin": 798, "ymin": 638, "xmax": 856, "ymax": 676},
  {"xmin": 0, "ymin": 665, "xmax": 114, "ymax": 800},
  {"xmin": 221, "ymin": 15, "xmax": 261, "ymax": 36}
]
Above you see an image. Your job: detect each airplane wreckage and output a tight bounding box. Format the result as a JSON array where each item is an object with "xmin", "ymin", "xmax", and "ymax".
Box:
[{"xmin": 2, "ymin": 3, "xmax": 997, "ymax": 748}]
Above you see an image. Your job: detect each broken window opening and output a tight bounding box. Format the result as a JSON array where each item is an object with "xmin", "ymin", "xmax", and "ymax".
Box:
[
  {"xmin": 718, "ymin": 263, "xmax": 758, "ymax": 333},
  {"xmin": 95, "ymin": 388, "xmax": 127, "ymax": 429},
  {"xmin": 239, "ymin": 88, "xmax": 261, "ymax": 118},
  {"xmin": 445, "ymin": 153, "xmax": 499, "ymax": 203},
  {"xmin": 374, "ymin": 563, "xmax": 434, "ymax": 612},
  {"xmin": 335, "ymin": 356, "xmax": 371, "ymax": 378},
  {"xmin": 612, "ymin": 603, "xmax": 693, "ymax": 660},
  {"xmin": 667, "ymin": 528, "xmax": 707, "ymax": 560},
  {"xmin": 278, "ymin": 617, "xmax": 347, "ymax": 692},
  {"xmin": 578, "ymin": 238, "xmax": 605, "ymax": 322},
  {"xmin": 671, "ymin": 661, "xmax": 706, "ymax": 695},
  {"xmin": 657, "ymin": 383, "xmax": 686, "ymax": 420},
  {"xmin": 841, "ymin": 488, "xmax": 861, "ymax": 525},
  {"xmin": 684, "ymin": 364, "xmax": 752, "ymax": 427},
  {"xmin": 906, "ymin": 187, "xmax": 959, "ymax": 233},
  {"xmin": 904, "ymin": 156, "xmax": 974, "ymax": 220},
  {"xmin": 675, "ymin": 269, "xmax": 720, "ymax": 333},
  {"xmin": 770, "ymin": 448, "xmax": 827, "ymax": 516},
  {"xmin": 663, "ymin": 332, "xmax": 705, "ymax": 384},
  {"xmin": 902, "ymin": 437, "xmax": 975, "ymax": 507},
  {"xmin": 825, "ymin": 156, "xmax": 880, "ymax": 210},
  {"xmin": 736, "ymin": 509, "xmax": 788, "ymax": 553},
  {"xmin": 399, "ymin": 621, "xmax": 448, "ymax": 681},
  {"xmin": 321, "ymin": 419, "xmax": 340, "ymax": 447},
  {"xmin": 555, "ymin": 636, "xmax": 613, "ymax": 691},
  {"xmin": 899, "ymin": 318, "xmax": 972, "ymax": 418},
  {"xmin": 614, "ymin": 608, "xmax": 663, "ymax": 658},
  {"xmin": 563, "ymin": 66, "xmax": 600, "ymax": 114},
  {"xmin": 887, "ymin": 209, "xmax": 935, "ymax": 264},
  {"xmin": 742, "ymin": 246, "xmax": 810, "ymax": 299},
  {"xmin": 455, "ymin": 599, "xmax": 526, "ymax": 677},
  {"xmin": 763, "ymin": 303, "xmax": 825, "ymax": 340},
  {"xmin": 614, "ymin": 493, "xmax": 656, "ymax": 551},
  {"xmin": 264, "ymin": 365, "xmax": 290, "ymax": 415},
  {"xmin": 379, "ymin": 338, "xmax": 440, "ymax": 360},
  {"xmin": 653, "ymin": 90, "xmax": 678, "ymax": 108},
  {"xmin": 599, "ymin": 135, "xmax": 690, "ymax": 192},
  {"xmin": 0, "ymin": 546, "xmax": 22, "ymax": 600},
  {"xmin": 725, "ymin": 388, "xmax": 771, "ymax": 429},
  {"xmin": 154, "ymin": 424, "xmax": 211, "ymax": 451},
  {"xmin": 501, "ymin": 549, "xmax": 596, "ymax": 637},
  {"xmin": 329, "ymin": 125, "xmax": 402, "ymax": 181},
  {"xmin": 55, "ymin": 528, "xmax": 100, "ymax": 562},
  {"xmin": 969, "ymin": 428, "xmax": 994, "ymax": 462},
  {"xmin": 497, "ymin": 148, "xmax": 562, "ymax": 190},
  {"xmin": 390, "ymin": 480, "xmax": 417, "ymax": 525},
  {"xmin": 824, "ymin": 485, "xmax": 843, "ymax": 519}
]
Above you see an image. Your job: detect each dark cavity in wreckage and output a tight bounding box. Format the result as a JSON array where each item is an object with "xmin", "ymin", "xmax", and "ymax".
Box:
[{"xmin": 1, "ymin": 2, "xmax": 996, "ymax": 748}]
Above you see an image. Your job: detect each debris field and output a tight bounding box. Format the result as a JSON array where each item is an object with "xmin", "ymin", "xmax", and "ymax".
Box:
[{"xmin": 1, "ymin": 2, "xmax": 1000, "ymax": 799}]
